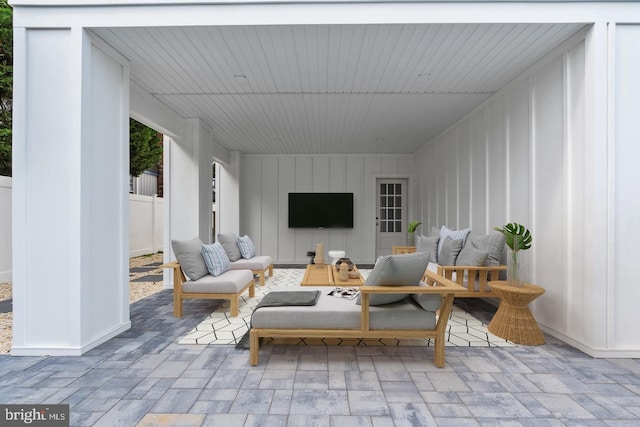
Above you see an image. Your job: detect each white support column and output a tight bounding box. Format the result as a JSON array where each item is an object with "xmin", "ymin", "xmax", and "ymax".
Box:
[
  {"xmin": 218, "ymin": 151, "xmax": 241, "ymax": 236},
  {"xmin": 12, "ymin": 28, "xmax": 130, "ymax": 355},
  {"xmin": 165, "ymin": 118, "xmax": 213, "ymax": 265}
]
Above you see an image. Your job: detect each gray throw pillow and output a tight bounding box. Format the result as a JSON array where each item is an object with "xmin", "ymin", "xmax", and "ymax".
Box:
[
  {"xmin": 411, "ymin": 281, "xmax": 443, "ymax": 312},
  {"xmin": 171, "ymin": 237, "xmax": 209, "ymax": 281},
  {"xmin": 437, "ymin": 226, "xmax": 471, "ymax": 259},
  {"xmin": 468, "ymin": 231, "xmax": 506, "ymax": 266},
  {"xmin": 438, "ymin": 236, "xmax": 464, "ymax": 266},
  {"xmin": 455, "ymin": 243, "xmax": 489, "ymax": 266},
  {"xmin": 217, "ymin": 232, "xmax": 242, "ymax": 262},
  {"xmin": 415, "ymin": 234, "xmax": 439, "ymax": 263},
  {"xmin": 357, "ymin": 252, "xmax": 430, "ymax": 305}
]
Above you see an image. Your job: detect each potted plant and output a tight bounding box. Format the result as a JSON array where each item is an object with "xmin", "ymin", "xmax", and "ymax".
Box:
[
  {"xmin": 407, "ymin": 220, "xmax": 422, "ymax": 246},
  {"xmin": 494, "ymin": 222, "xmax": 532, "ymax": 287}
]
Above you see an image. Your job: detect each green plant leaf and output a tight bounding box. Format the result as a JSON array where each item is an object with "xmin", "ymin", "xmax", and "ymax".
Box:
[
  {"xmin": 494, "ymin": 222, "xmax": 532, "ymax": 252},
  {"xmin": 407, "ymin": 220, "xmax": 422, "ymax": 233}
]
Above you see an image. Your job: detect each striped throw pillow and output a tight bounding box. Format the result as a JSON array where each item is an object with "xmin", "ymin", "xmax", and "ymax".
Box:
[
  {"xmin": 201, "ymin": 242, "xmax": 231, "ymax": 277},
  {"xmin": 237, "ymin": 235, "xmax": 256, "ymax": 259}
]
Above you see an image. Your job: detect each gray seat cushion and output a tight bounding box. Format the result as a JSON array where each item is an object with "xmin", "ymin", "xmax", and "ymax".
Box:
[
  {"xmin": 182, "ymin": 269, "xmax": 253, "ymax": 294},
  {"xmin": 251, "ymin": 287, "xmax": 436, "ymax": 330},
  {"xmin": 229, "ymin": 255, "xmax": 272, "ymax": 271}
]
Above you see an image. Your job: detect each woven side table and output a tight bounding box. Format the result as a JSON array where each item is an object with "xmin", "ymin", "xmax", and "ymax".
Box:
[{"xmin": 488, "ymin": 281, "xmax": 545, "ymax": 345}]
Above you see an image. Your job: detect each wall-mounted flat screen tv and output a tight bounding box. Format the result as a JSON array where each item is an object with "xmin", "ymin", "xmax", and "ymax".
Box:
[{"xmin": 288, "ymin": 193, "xmax": 354, "ymax": 229}]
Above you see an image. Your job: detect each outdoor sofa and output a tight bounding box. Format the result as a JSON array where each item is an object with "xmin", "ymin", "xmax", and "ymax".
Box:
[
  {"xmin": 165, "ymin": 237, "xmax": 256, "ymax": 317},
  {"xmin": 404, "ymin": 226, "xmax": 508, "ymax": 297},
  {"xmin": 249, "ymin": 252, "xmax": 465, "ymax": 368}
]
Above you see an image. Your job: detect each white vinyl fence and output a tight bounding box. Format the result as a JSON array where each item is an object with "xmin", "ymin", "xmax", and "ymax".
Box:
[
  {"xmin": 0, "ymin": 176, "xmax": 11, "ymax": 282},
  {"xmin": 129, "ymin": 194, "xmax": 164, "ymax": 257},
  {"xmin": 0, "ymin": 177, "xmax": 163, "ymax": 282}
]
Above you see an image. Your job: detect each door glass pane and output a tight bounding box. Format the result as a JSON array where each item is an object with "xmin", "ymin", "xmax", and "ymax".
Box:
[{"xmin": 378, "ymin": 180, "xmax": 405, "ymax": 236}]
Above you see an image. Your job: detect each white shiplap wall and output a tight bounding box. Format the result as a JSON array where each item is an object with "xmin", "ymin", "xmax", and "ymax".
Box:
[{"xmin": 240, "ymin": 154, "xmax": 413, "ymax": 264}]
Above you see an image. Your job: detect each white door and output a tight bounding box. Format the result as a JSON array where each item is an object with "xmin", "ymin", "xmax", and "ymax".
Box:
[{"xmin": 375, "ymin": 178, "xmax": 408, "ymax": 258}]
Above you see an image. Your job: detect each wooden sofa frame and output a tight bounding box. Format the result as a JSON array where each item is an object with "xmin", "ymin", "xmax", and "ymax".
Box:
[
  {"xmin": 250, "ymin": 263, "xmax": 273, "ymax": 287},
  {"xmin": 393, "ymin": 245, "xmax": 506, "ymax": 298},
  {"xmin": 427, "ymin": 265, "xmax": 507, "ymax": 298},
  {"xmin": 249, "ymin": 270, "xmax": 465, "ymax": 368},
  {"xmin": 162, "ymin": 261, "xmax": 255, "ymax": 317}
]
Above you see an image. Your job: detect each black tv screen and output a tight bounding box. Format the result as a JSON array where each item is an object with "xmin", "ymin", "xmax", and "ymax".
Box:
[{"xmin": 288, "ymin": 193, "xmax": 354, "ymax": 229}]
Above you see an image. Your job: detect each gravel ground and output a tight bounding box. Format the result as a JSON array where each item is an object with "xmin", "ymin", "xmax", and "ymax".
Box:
[{"xmin": 0, "ymin": 252, "xmax": 165, "ymax": 354}]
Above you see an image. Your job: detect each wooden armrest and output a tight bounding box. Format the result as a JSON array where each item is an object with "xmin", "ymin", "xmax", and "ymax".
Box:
[
  {"xmin": 160, "ymin": 261, "xmax": 180, "ymax": 269},
  {"xmin": 430, "ymin": 264, "xmax": 506, "ymax": 293},
  {"xmin": 160, "ymin": 261, "xmax": 186, "ymax": 285}
]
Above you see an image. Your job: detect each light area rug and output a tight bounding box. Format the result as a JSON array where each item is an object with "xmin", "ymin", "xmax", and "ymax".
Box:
[{"xmin": 178, "ymin": 268, "xmax": 515, "ymax": 348}]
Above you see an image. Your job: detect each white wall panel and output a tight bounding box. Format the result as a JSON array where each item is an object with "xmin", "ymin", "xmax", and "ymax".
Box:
[
  {"xmin": 380, "ymin": 157, "xmax": 398, "ymax": 174},
  {"xmin": 260, "ymin": 157, "xmax": 279, "ymax": 259},
  {"xmin": 312, "ymin": 157, "xmax": 331, "ymax": 192},
  {"xmin": 531, "ymin": 57, "xmax": 565, "ymax": 326},
  {"xmin": 328, "ymin": 157, "xmax": 347, "ymax": 254},
  {"xmin": 345, "ymin": 157, "xmax": 365, "ymax": 259},
  {"xmin": 412, "ymin": 34, "xmax": 640, "ymax": 356},
  {"xmin": 506, "ymin": 81, "xmax": 531, "ymax": 225},
  {"xmin": 241, "ymin": 154, "xmax": 410, "ymax": 264},
  {"xmin": 277, "ymin": 157, "xmax": 296, "ymax": 262},
  {"xmin": 240, "ymin": 156, "xmax": 261, "ymax": 241},
  {"xmin": 293, "ymin": 157, "xmax": 313, "ymax": 258},
  {"xmin": 469, "ymin": 113, "xmax": 488, "ymax": 231},
  {"xmin": 613, "ymin": 25, "xmax": 640, "ymax": 347},
  {"xmin": 486, "ymin": 97, "xmax": 507, "ymax": 227},
  {"xmin": 362, "ymin": 157, "xmax": 380, "ymax": 260},
  {"xmin": 565, "ymin": 42, "xmax": 587, "ymax": 342},
  {"xmin": 444, "ymin": 129, "xmax": 459, "ymax": 227},
  {"xmin": 397, "ymin": 157, "xmax": 413, "ymax": 175},
  {"xmin": 458, "ymin": 120, "xmax": 471, "ymax": 228}
]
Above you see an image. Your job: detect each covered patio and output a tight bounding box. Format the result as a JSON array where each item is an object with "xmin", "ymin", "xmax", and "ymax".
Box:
[{"xmin": 9, "ymin": 0, "xmax": 640, "ymax": 366}]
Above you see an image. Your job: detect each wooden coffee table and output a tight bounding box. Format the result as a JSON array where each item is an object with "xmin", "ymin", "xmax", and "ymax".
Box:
[{"xmin": 300, "ymin": 264, "xmax": 364, "ymax": 286}]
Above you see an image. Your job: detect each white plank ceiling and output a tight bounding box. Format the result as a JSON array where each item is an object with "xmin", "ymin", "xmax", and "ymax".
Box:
[{"xmin": 92, "ymin": 23, "xmax": 584, "ymax": 154}]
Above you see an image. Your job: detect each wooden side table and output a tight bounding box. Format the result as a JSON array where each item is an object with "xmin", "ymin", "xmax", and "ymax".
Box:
[{"xmin": 488, "ymin": 281, "xmax": 546, "ymax": 345}]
